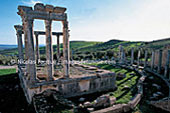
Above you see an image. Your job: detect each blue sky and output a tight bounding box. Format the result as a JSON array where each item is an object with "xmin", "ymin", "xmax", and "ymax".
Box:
[{"xmin": 0, "ymin": 0, "xmax": 170, "ymax": 44}]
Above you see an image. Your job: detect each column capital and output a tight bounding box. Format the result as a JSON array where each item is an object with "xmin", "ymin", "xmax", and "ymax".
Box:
[
  {"xmin": 35, "ymin": 33, "xmax": 39, "ymax": 38},
  {"xmin": 14, "ymin": 25, "xmax": 23, "ymax": 34}
]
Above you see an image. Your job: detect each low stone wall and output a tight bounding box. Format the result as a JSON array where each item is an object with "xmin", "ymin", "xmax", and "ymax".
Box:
[
  {"xmin": 145, "ymin": 68, "xmax": 170, "ymax": 112},
  {"xmin": 150, "ymin": 97, "xmax": 170, "ymax": 112},
  {"xmin": 18, "ymin": 66, "xmax": 116, "ymax": 104},
  {"xmin": 92, "ymin": 65, "xmax": 146, "ymax": 113}
]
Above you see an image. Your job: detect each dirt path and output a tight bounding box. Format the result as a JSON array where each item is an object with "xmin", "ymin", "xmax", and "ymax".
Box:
[{"xmin": 0, "ymin": 65, "xmax": 17, "ymax": 69}]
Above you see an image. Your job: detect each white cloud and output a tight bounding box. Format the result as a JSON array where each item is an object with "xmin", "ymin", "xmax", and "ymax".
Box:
[
  {"xmin": 70, "ymin": 0, "xmax": 170, "ymax": 41},
  {"xmin": 21, "ymin": 0, "xmax": 170, "ymax": 43},
  {"xmin": 22, "ymin": 0, "xmax": 42, "ymax": 6}
]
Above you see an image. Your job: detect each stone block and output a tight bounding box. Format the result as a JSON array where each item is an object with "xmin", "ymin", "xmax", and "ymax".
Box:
[
  {"xmin": 122, "ymin": 104, "xmax": 131, "ymax": 112},
  {"xmin": 94, "ymin": 94, "xmax": 110, "ymax": 108},
  {"xmin": 54, "ymin": 6, "xmax": 66, "ymax": 13},
  {"xmin": 34, "ymin": 3, "xmax": 45, "ymax": 11},
  {"xmin": 87, "ymin": 108, "xmax": 94, "ymax": 112},
  {"xmin": 79, "ymin": 97, "xmax": 85, "ymax": 102},
  {"xmin": 109, "ymin": 96, "xmax": 116, "ymax": 105},
  {"xmin": 45, "ymin": 4, "xmax": 54, "ymax": 12},
  {"xmin": 84, "ymin": 101, "xmax": 92, "ymax": 108}
]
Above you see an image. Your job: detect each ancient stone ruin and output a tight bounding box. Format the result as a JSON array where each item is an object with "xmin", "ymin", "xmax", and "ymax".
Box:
[
  {"xmin": 14, "ymin": 3, "xmax": 116, "ymax": 104},
  {"xmin": 13, "ymin": 3, "xmax": 170, "ymax": 113}
]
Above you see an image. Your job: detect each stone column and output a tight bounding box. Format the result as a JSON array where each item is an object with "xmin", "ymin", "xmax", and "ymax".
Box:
[
  {"xmin": 151, "ymin": 50, "xmax": 155, "ymax": 70},
  {"xmin": 45, "ymin": 20, "xmax": 54, "ymax": 81},
  {"xmin": 137, "ymin": 50, "xmax": 141, "ymax": 67},
  {"xmin": 119, "ymin": 46, "xmax": 124, "ymax": 63},
  {"xmin": 131, "ymin": 48, "xmax": 134, "ymax": 65},
  {"xmin": 35, "ymin": 34, "xmax": 40, "ymax": 64},
  {"xmin": 119, "ymin": 45, "xmax": 122, "ymax": 60},
  {"xmin": 123, "ymin": 51, "xmax": 126, "ymax": 63},
  {"xmin": 56, "ymin": 34, "xmax": 60, "ymax": 61},
  {"xmin": 157, "ymin": 50, "xmax": 162, "ymax": 73},
  {"xmin": 164, "ymin": 50, "xmax": 170, "ymax": 78},
  {"xmin": 144, "ymin": 50, "xmax": 148, "ymax": 67},
  {"xmin": 62, "ymin": 21, "xmax": 70, "ymax": 78},
  {"xmin": 14, "ymin": 25, "xmax": 24, "ymax": 62},
  {"xmin": 23, "ymin": 19, "xmax": 36, "ymax": 83}
]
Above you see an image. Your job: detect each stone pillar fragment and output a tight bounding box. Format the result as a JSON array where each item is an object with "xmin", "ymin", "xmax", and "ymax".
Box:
[
  {"xmin": 35, "ymin": 34, "xmax": 40, "ymax": 64},
  {"xmin": 23, "ymin": 19, "xmax": 37, "ymax": 83},
  {"xmin": 119, "ymin": 45, "xmax": 124, "ymax": 63},
  {"xmin": 119, "ymin": 45, "xmax": 122, "ymax": 60},
  {"xmin": 151, "ymin": 50, "xmax": 155, "ymax": 70},
  {"xmin": 57, "ymin": 34, "xmax": 60, "ymax": 61},
  {"xmin": 157, "ymin": 50, "xmax": 162, "ymax": 73},
  {"xmin": 144, "ymin": 50, "xmax": 148, "ymax": 67},
  {"xmin": 131, "ymin": 48, "xmax": 134, "ymax": 65},
  {"xmin": 45, "ymin": 20, "xmax": 54, "ymax": 81},
  {"xmin": 137, "ymin": 50, "xmax": 141, "ymax": 67},
  {"xmin": 14, "ymin": 25, "xmax": 24, "ymax": 62},
  {"xmin": 62, "ymin": 21, "xmax": 70, "ymax": 78},
  {"xmin": 164, "ymin": 50, "xmax": 170, "ymax": 78}
]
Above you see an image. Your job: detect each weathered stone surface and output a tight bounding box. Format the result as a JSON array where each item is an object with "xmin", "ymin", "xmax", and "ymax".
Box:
[
  {"xmin": 45, "ymin": 4, "xmax": 54, "ymax": 12},
  {"xmin": 79, "ymin": 97, "xmax": 85, "ymax": 102},
  {"xmin": 84, "ymin": 101, "xmax": 92, "ymax": 108},
  {"xmin": 54, "ymin": 6, "xmax": 66, "ymax": 13},
  {"xmin": 18, "ymin": 6, "xmax": 32, "ymax": 15},
  {"xmin": 45, "ymin": 19, "xmax": 54, "ymax": 81},
  {"xmin": 62, "ymin": 21, "xmax": 70, "ymax": 78},
  {"xmin": 14, "ymin": 25, "xmax": 24, "ymax": 62},
  {"xmin": 94, "ymin": 94, "xmax": 110, "ymax": 108},
  {"xmin": 151, "ymin": 51, "xmax": 155, "ymax": 70},
  {"xmin": 16, "ymin": 3, "xmax": 117, "ymax": 106},
  {"xmin": 131, "ymin": 48, "xmax": 134, "ymax": 64},
  {"xmin": 110, "ymin": 96, "xmax": 116, "ymax": 105},
  {"xmin": 34, "ymin": 3, "xmax": 45, "ymax": 11},
  {"xmin": 87, "ymin": 107, "xmax": 94, "ymax": 112},
  {"xmin": 150, "ymin": 97, "xmax": 170, "ymax": 112},
  {"xmin": 144, "ymin": 50, "xmax": 148, "ymax": 67}
]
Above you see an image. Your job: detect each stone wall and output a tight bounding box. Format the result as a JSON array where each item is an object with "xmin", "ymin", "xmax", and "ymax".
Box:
[
  {"xmin": 150, "ymin": 97, "xmax": 170, "ymax": 112},
  {"xmin": 91, "ymin": 65, "xmax": 146, "ymax": 113},
  {"xmin": 18, "ymin": 67, "xmax": 116, "ymax": 103},
  {"xmin": 154, "ymin": 45, "xmax": 170, "ymax": 67}
]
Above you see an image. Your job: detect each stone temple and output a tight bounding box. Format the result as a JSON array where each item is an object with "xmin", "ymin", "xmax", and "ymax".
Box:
[{"xmin": 14, "ymin": 3, "xmax": 116, "ymax": 104}]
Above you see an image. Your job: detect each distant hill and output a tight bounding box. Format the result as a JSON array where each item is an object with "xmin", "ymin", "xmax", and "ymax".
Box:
[
  {"xmin": 0, "ymin": 41, "xmax": 101, "ymax": 55},
  {"xmin": 74, "ymin": 39, "xmax": 143, "ymax": 53},
  {"xmin": 144, "ymin": 38, "xmax": 170, "ymax": 49},
  {"xmin": 0, "ymin": 45, "xmax": 17, "ymax": 51},
  {"xmin": 0, "ymin": 38, "xmax": 170, "ymax": 56}
]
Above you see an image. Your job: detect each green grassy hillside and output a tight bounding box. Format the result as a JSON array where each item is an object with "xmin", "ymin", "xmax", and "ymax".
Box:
[
  {"xmin": 0, "ymin": 38, "xmax": 170, "ymax": 63},
  {"xmin": 144, "ymin": 38, "xmax": 170, "ymax": 49}
]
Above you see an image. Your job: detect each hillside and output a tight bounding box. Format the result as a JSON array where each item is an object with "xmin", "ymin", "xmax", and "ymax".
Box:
[
  {"xmin": 0, "ymin": 38, "xmax": 170, "ymax": 61},
  {"xmin": 0, "ymin": 41, "xmax": 101, "ymax": 56},
  {"xmin": 0, "ymin": 45, "xmax": 17, "ymax": 51},
  {"xmin": 144, "ymin": 38, "xmax": 170, "ymax": 49},
  {"xmin": 74, "ymin": 39, "xmax": 144, "ymax": 53}
]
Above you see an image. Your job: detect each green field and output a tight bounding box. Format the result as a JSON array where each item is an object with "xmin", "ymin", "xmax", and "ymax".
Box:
[
  {"xmin": 87, "ymin": 63, "xmax": 140, "ymax": 104},
  {"xmin": 0, "ymin": 68, "xmax": 16, "ymax": 76}
]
